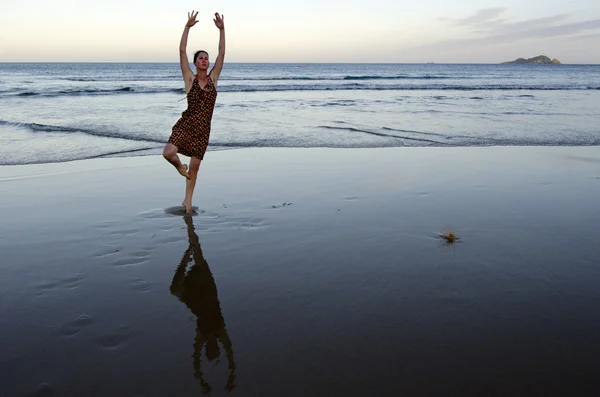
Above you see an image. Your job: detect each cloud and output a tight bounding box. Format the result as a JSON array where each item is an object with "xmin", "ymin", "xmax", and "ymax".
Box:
[
  {"xmin": 440, "ymin": 7, "xmax": 507, "ymax": 27},
  {"xmin": 566, "ymin": 32, "xmax": 600, "ymax": 40},
  {"xmin": 394, "ymin": 8, "xmax": 600, "ymax": 63},
  {"xmin": 429, "ymin": 8, "xmax": 600, "ymax": 47},
  {"xmin": 479, "ymin": 18, "xmax": 600, "ymax": 43},
  {"xmin": 488, "ymin": 14, "xmax": 568, "ymax": 34},
  {"xmin": 440, "ymin": 7, "xmax": 600, "ymax": 42}
]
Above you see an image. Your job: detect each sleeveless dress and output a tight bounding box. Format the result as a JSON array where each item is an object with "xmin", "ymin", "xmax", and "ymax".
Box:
[{"xmin": 169, "ymin": 76, "xmax": 218, "ymax": 160}]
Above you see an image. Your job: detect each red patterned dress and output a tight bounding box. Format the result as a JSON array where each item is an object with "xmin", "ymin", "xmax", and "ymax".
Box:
[{"xmin": 169, "ymin": 76, "xmax": 218, "ymax": 160}]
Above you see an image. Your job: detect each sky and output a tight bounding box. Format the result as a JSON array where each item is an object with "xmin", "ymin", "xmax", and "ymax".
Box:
[{"xmin": 1, "ymin": 0, "xmax": 600, "ymax": 63}]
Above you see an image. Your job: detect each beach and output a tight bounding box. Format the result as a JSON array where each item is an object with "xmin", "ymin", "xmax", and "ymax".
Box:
[{"xmin": 1, "ymin": 146, "xmax": 600, "ymax": 396}]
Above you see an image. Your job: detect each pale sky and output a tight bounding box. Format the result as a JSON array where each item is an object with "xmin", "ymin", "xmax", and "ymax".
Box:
[{"xmin": 1, "ymin": 0, "xmax": 599, "ymax": 63}]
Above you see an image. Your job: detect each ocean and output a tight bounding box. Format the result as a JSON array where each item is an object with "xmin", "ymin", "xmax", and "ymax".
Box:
[{"xmin": 1, "ymin": 62, "xmax": 599, "ymax": 165}]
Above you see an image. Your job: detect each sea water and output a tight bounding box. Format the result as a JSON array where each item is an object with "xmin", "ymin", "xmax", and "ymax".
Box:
[{"xmin": 1, "ymin": 62, "xmax": 599, "ymax": 165}]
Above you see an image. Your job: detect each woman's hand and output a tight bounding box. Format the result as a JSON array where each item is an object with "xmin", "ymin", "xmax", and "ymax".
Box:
[
  {"xmin": 186, "ymin": 11, "xmax": 199, "ymax": 27},
  {"xmin": 213, "ymin": 13, "xmax": 224, "ymax": 30}
]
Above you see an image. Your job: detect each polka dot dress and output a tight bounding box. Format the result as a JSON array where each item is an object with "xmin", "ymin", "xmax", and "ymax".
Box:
[{"xmin": 169, "ymin": 76, "xmax": 218, "ymax": 160}]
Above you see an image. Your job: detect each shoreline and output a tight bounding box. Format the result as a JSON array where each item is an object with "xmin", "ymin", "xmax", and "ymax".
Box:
[{"xmin": 3, "ymin": 143, "xmax": 600, "ymax": 168}]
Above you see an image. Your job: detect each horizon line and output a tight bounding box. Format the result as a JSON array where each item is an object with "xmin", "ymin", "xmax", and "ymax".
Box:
[{"xmin": 1, "ymin": 61, "xmax": 598, "ymax": 65}]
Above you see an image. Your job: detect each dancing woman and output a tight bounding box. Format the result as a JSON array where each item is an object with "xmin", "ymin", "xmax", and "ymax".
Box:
[{"xmin": 163, "ymin": 10, "xmax": 225, "ymax": 214}]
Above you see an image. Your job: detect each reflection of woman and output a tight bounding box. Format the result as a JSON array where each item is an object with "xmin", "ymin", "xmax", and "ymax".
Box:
[{"xmin": 170, "ymin": 215, "xmax": 236, "ymax": 394}]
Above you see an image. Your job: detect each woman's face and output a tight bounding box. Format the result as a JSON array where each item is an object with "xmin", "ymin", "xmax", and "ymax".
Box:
[{"xmin": 195, "ymin": 52, "xmax": 210, "ymax": 70}]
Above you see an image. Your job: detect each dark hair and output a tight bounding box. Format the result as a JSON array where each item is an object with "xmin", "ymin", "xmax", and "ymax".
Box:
[{"xmin": 193, "ymin": 50, "xmax": 209, "ymax": 63}]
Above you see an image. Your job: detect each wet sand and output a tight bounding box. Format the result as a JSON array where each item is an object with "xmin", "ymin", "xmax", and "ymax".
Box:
[{"xmin": 1, "ymin": 147, "xmax": 600, "ymax": 397}]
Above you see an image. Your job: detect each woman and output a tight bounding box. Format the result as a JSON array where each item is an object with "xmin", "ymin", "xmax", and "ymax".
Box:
[{"xmin": 163, "ymin": 10, "xmax": 225, "ymax": 214}]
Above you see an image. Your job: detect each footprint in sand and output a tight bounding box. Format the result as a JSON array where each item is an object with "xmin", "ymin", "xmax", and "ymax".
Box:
[
  {"xmin": 58, "ymin": 313, "xmax": 94, "ymax": 337},
  {"xmin": 33, "ymin": 382, "xmax": 54, "ymax": 396},
  {"xmin": 94, "ymin": 326, "xmax": 130, "ymax": 349},
  {"xmin": 34, "ymin": 273, "xmax": 85, "ymax": 296},
  {"xmin": 111, "ymin": 254, "xmax": 149, "ymax": 268},
  {"xmin": 93, "ymin": 247, "xmax": 121, "ymax": 258},
  {"xmin": 128, "ymin": 278, "xmax": 151, "ymax": 293},
  {"xmin": 92, "ymin": 221, "xmax": 116, "ymax": 230}
]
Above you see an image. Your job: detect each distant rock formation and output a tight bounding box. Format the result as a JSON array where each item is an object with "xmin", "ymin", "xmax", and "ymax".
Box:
[{"xmin": 502, "ymin": 55, "xmax": 561, "ymax": 64}]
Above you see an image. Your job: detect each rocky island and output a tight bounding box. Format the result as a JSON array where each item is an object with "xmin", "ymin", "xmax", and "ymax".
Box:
[{"xmin": 502, "ymin": 55, "xmax": 561, "ymax": 64}]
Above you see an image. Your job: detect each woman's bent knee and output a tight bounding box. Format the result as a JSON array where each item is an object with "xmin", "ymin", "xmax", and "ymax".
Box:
[{"xmin": 163, "ymin": 143, "xmax": 177, "ymax": 158}]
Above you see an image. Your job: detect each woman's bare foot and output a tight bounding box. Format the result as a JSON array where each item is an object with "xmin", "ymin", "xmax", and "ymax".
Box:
[
  {"xmin": 177, "ymin": 164, "xmax": 190, "ymax": 179},
  {"xmin": 182, "ymin": 200, "xmax": 193, "ymax": 214}
]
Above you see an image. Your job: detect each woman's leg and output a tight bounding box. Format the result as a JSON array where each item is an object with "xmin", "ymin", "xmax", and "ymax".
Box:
[
  {"xmin": 163, "ymin": 143, "xmax": 190, "ymax": 179},
  {"xmin": 182, "ymin": 156, "xmax": 202, "ymax": 213}
]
